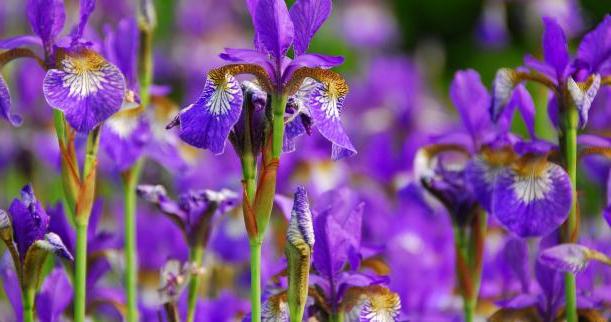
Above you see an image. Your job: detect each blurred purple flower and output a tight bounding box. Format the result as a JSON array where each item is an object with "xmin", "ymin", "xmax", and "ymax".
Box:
[{"xmin": 137, "ymin": 184, "xmax": 238, "ymax": 247}]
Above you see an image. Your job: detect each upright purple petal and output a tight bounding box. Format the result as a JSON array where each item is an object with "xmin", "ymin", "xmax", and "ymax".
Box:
[
  {"xmin": 36, "ymin": 268, "xmax": 73, "ymax": 322},
  {"xmin": 8, "ymin": 185, "xmax": 50, "ymax": 262},
  {"xmin": 26, "ymin": 0, "xmax": 66, "ymax": 49},
  {"xmin": 538, "ymin": 244, "xmax": 593, "ymax": 274},
  {"xmin": 289, "ymin": 0, "xmax": 332, "ymax": 55},
  {"xmin": 542, "ymin": 17, "xmax": 570, "ymax": 79},
  {"xmin": 307, "ymin": 80, "xmax": 356, "ymax": 160},
  {"xmin": 104, "ymin": 18, "xmax": 138, "ymax": 88},
  {"xmin": 43, "ymin": 49, "xmax": 126, "ymax": 132},
  {"xmin": 508, "ymin": 85, "xmax": 536, "ymax": 138},
  {"xmin": 490, "ymin": 68, "xmax": 517, "ymax": 123},
  {"xmin": 70, "ymin": 0, "xmax": 96, "ymax": 42},
  {"xmin": 492, "ymin": 159, "xmax": 571, "ymax": 237},
  {"xmin": 254, "ymin": 0, "xmax": 295, "ymax": 59},
  {"xmin": 174, "ymin": 72, "xmax": 243, "ymax": 154},
  {"xmin": 576, "ymin": 15, "xmax": 611, "ymax": 74},
  {"xmin": 450, "ymin": 70, "xmax": 492, "ymax": 144},
  {"xmin": 0, "ymin": 75, "xmax": 22, "ymax": 126}
]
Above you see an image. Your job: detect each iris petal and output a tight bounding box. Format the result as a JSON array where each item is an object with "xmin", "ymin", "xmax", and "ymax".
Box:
[
  {"xmin": 307, "ymin": 80, "xmax": 356, "ymax": 160},
  {"xmin": 567, "ymin": 75, "xmax": 601, "ymax": 129},
  {"xmin": 492, "ymin": 160, "xmax": 571, "ymax": 237},
  {"xmin": 43, "ymin": 49, "xmax": 126, "ymax": 132},
  {"xmin": 176, "ymin": 72, "xmax": 243, "ymax": 154},
  {"xmin": 0, "ymin": 75, "xmax": 22, "ymax": 126}
]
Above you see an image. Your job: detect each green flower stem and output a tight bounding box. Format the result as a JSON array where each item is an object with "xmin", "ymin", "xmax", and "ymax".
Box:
[
  {"xmin": 74, "ymin": 221, "xmax": 88, "ymax": 322},
  {"xmin": 122, "ymin": 160, "xmax": 144, "ymax": 322},
  {"xmin": 249, "ymin": 241, "xmax": 262, "ymax": 322},
  {"xmin": 329, "ymin": 312, "xmax": 344, "ymax": 322},
  {"xmin": 186, "ymin": 245, "xmax": 204, "ymax": 322},
  {"xmin": 22, "ymin": 287, "xmax": 35, "ymax": 322},
  {"xmin": 271, "ymin": 94, "xmax": 288, "ymax": 159},
  {"xmin": 454, "ymin": 211, "xmax": 487, "ymax": 322},
  {"xmin": 73, "ymin": 127, "xmax": 101, "ymax": 322},
  {"xmin": 563, "ymin": 106, "xmax": 579, "ymax": 322},
  {"xmin": 53, "ymin": 110, "xmax": 78, "ymax": 216}
]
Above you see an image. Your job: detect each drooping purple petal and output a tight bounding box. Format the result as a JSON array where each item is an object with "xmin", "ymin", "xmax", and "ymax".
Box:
[
  {"xmin": 8, "ymin": 184, "xmax": 50, "ymax": 262},
  {"xmin": 174, "ymin": 73, "xmax": 243, "ymax": 154},
  {"xmin": 36, "ymin": 268, "xmax": 73, "ymax": 322},
  {"xmin": 492, "ymin": 160, "xmax": 572, "ymax": 237},
  {"xmin": 0, "ymin": 263, "xmax": 22, "ymax": 322},
  {"xmin": 538, "ymin": 243, "xmax": 593, "ymax": 274},
  {"xmin": 43, "ymin": 49, "xmax": 126, "ymax": 132},
  {"xmin": 307, "ymin": 80, "xmax": 356, "ymax": 160},
  {"xmin": 576, "ymin": 15, "xmax": 611, "ymax": 74},
  {"xmin": 47, "ymin": 203, "xmax": 75, "ymax": 254},
  {"xmin": 464, "ymin": 153, "xmax": 511, "ymax": 213},
  {"xmin": 0, "ymin": 35, "xmax": 43, "ymax": 50},
  {"xmin": 0, "ymin": 75, "xmax": 22, "ymax": 126},
  {"xmin": 26, "ymin": 0, "xmax": 66, "ymax": 49},
  {"xmin": 542, "ymin": 17, "xmax": 570, "ymax": 79},
  {"xmin": 289, "ymin": 0, "xmax": 332, "ymax": 55},
  {"xmin": 283, "ymin": 114, "xmax": 307, "ymax": 153},
  {"xmin": 567, "ymin": 75, "xmax": 601, "ymax": 129},
  {"xmin": 450, "ymin": 70, "xmax": 493, "ymax": 145},
  {"xmin": 101, "ymin": 112, "xmax": 150, "ymax": 171},
  {"xmin": 70, "ymin": 0, "xmax": 96, "ymax": 43},
  {"xmin": 254, "ymin": 0, "xmax": 294, "ymax": 59}
]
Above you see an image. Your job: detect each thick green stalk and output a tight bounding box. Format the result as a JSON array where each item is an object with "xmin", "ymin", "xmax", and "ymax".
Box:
[
  {"xmin": 463, "ymin": 299, "xmax": 475, "ymax": 322},
  {"xmin": 563, "ymin": 107, "xmax": 578, "ymax": 322},
  {"xmin": 186, "ymin": 245, "xmax": 204, "ymax": 322},
  {"xmin": 123, "ymin": 159, "xmax": 143, "ymax": 322},
  {"xmin": 74, "ymin": 222, "xmax": 88, "ymax": 322},
  {"xmin": 329, "ymin": 313, "xmax": 344, "ymax": 322},
  {"xmin": 250, "ymin": 241, "xmax": 262, "ymax": 322},
  {"xmin": 73, "ymin": 128, "xmax": 101, "ymax": 322},
  {"xmin": 271, "ymin": 94, "xmax": 288, "ymax": 159},
  {"xmin": 22, "ymin": 287, "xmax": 35, "ymax": 322}
]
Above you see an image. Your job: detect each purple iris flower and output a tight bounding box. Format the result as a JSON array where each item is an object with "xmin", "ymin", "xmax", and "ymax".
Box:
[
  {"xmin": 0, "ymin": 184, "xmax": 72, "ymax": 318},
  {"xmin": 491, "ymin": 16, "xmax": 610, "ymax": 130},
  {"xmin": 0, "ymin": 0, "xmax": 127, "ymax": 133},
  {"xmin": 492, "ymin": 236, "xmax": 606, "ymax": 321},
  {"xmin": 137, "ymin": 184, "xmax": 238, "ymax": 247},
  {"xmin": 310, "ymin": 188, "xmax": 391, "ymax": 318},
  {"xmin": 1, "ymin": 264, "xmax": 73, "ymax": 322},
  {"xmin": 169, "ymin": 0, "xmax": 355, "ymax": 160},
  {"xmin": 427, "ymin": 70, "xmax": 572, "ymax": 238},
  {"xmin": 1, "ymin": 185, "xmax": 72, "ymax": 265}
]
